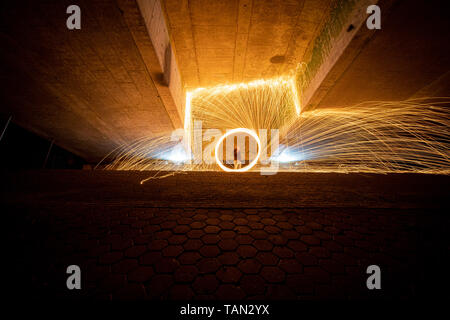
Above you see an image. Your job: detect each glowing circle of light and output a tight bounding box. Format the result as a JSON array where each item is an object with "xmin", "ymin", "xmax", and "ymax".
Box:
[{"xmin": 214, "ymin": 128, "xmax": 261, "ymax": 172}]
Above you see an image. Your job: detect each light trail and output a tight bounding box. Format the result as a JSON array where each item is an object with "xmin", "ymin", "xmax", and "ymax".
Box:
[
  {"xmin": 214, "ymin": 128, "xmax": 262, "ymax": 172},
  {"xmin": 97, "ymin": 72, "xmax": 450, "ymax": 181}
]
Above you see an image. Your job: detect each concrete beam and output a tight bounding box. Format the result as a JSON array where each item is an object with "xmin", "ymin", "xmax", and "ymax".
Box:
[
  {"xmin": 311, "ymin": 0, "xmax": 449, "ymax": 108},
  {"xmin": 130, "ymin": 0, "xmax": 185, "ymax": 128},
  {"xmin": 299, "ymin": 0, "xmax": 386, "ymax": 110}
]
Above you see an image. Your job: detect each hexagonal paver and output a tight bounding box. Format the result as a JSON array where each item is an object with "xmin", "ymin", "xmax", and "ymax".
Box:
[
  {"xmin": 219, "ymin": 230, "xmax": 236, "ymax": 239},
  {"xmin": 238, "ymin": 259, "xmax": 262, "ymax": 274},
  {"xmin": 256, "ymin": 252, "xmax": 279, "ymax": 266},
  {"xmin": 124, "ymin": 245, "xmax": 147, "ymax": 258},
  {"xmin": 273, "ymin": 215, "xmax": 288, "ymax": 222},
  {"xmin": 235, "ymin": 226, "xmax": 251, "ymax": 234},
  {"xmin": 218, "ymin": 252, "xmax": 239, "ymax": 265},
  {"xmin": 187, "ymin": 229, "xmax": 204, "ymax": 239},
  {"xmin": 260, "ymin": 266, "xmax": 285, "ymax": 283},
  {"xmin": 219, "ymin": 214, "xmax": 234, "ymax": 221},
  {"xmin": 168, "ymin": 285, "xmax": 194, "ymax": 299},
  {"xmin": 218, "ymin": 239, "xmax": 238, "ymax": 251},
  {"xmin": 273, "ymin": 246, "xmax": 294, "ymax": 258},
  {"xmin": 296, "ymin": 226, "xmax": 313, "ymax": 234},
  {"xmin": 216, "ymin": 266, "xmax": 242, "ymax": 283},
  {"xmin": 147, "ymin": 275, "xmax": 173, "ymax": 298},
  {"xmin": 140, "ymin": 251, "xmax": 162, "ymax": 265},
  {"xmin": 314, "ymin": 231, "xmax": 332, "ymax": 240},
  {"xmin": 286, "ymin": 274, "xmax": 314, "ymax": 295},
  {"xmin": 193, "ymin": 214, "xmax": 207, "ymax": 221},
  {"xmin": 216, "ymin": 285, "xmax": 245, "ymax": 300},
  {"xmin": 202, "ymin": 234, "xmax": 221, "ymax": 244},
  {"xmin": 190, "ymin": 221, "xmax": 206, "ymax": 229},
  {"xmin": 237, "ymin": 245, "xmax": 257, "ymax": 258},
  {"xmin": 112, "ymin": 259, "xmax": 138, "ymax": 274},
  {"xmin": 173, "ymin": 225, "xmax": 190, "ymax": 234},
  {"xmin": 154, "ymin": 230, "xmax": 172, "ymax": 240},
  {"xmin": 218, "ymin": 221, "xmax": 235, "ymax": 230},
  {"xmin": 268, "ymin": 234, "xmax": 287, "ymax": 245},
  {"xmin": 162, "ymin": 245, "xmax": 183, "ymax": 257},
  {"xmin": 111, "ymin": 238, "xmax": 133, "ymax": 251},
  {"xmin": 264, "ymin": 225, "xmax": 281, "ymax": 234},
  {"xmin": 199, "ymin": 245, "xmax": 220, "ymax": 257},
  {"xmin": 168, "ymin": 235, "xmax": 187, "ymax": 245},
  {"xmin": 295, "ymin": 252, "xmax": 318, "ymax": 266},
  {"xmin": 179, "ymin": 251, "xmax": 202, "ymax": 265},
  {"xmin": 197, "ymin": 258, "xmax": 221, "ymax": 273},
  {"xmin": 235, "ymin": 235, "xmax": 253, "ymax": 245},
  {"xmin": 192, "ymin": 275, "xmax": 219, "ymax": 294},
  {"xmin": 183, "ymin": 239, "xmax": 203, "ymax": 251},
  {"xmin": 279, "ymin": 259, "xmax": 303, "ymax": 273},
  {"xmin": 309, "ymin": 247, "xmax": 330, "ymax": 258},
  {"xmin": 277, "ymin": 222, "xmax": 293, "ymax": 230},
  {"xmin": 287, "ymin": 240, "xmax": 307, "ymax": 252},
  {"xmin": 281, "ymin": 230, "xmax": 299, "ymax": 240},
  {"xmin": 148, "ymin": 239, "xmax": 168, "ymax": 251},
  {"xmin": 174, "ymin": 265, "xmax": 198, "ymax": 282},
  {"xmin": 154, "ymin": 258, "xmax": 179, "ymax": 273},
  {"xmin": 301, "ymin": 235, "xmax": 320, "ymax": 246},
  {"xmin": 253, "ymin": 240, "xmax": 273, "ymax": 251},
  {"xmin": 250, "ymin": 230, "xmax": 268, "ymax": 240},
  {"xmin": 248, "ymin": 221, "xmax": 264, "ymax": 230},
  {"xmin": 240, "ymin": 275, "xmax": 266, "ymax": 295},
  {"xmin": 306, "ymin": 222, "xmax": 323, "ymax": 230},
  {"xmin": 206, "ymin": 218, "xmax": 220, "ymax": 225},
  {"xmin": 261, "ymin": 218, "xmax": 276, "ymax": 225},
  {"xmin": 234, "ymin": 218, "xmax": 248, "ymax": 225},
  {"xmin": 204, "ymin": 226, "xmax": 220, "ymax": 234},
  {"xmin": 160, "ymin": 221, "xmax": 176, "ymax": 229},
  {"xmin": 178, "ymin": 217, "xmax": 193, "ymax": 225}
]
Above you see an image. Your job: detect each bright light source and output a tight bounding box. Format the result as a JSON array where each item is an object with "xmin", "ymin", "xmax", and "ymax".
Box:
[
  {"xmin": 161, "ymin": 143, "xmax": 191, "ymax": 164},
  {"xmin": 214, "ymin": 128, "xmax": 261, "ymax": 172},
  {"xmin": 271, "ymin": 145, "xmax": 305, "ymax": 163}
]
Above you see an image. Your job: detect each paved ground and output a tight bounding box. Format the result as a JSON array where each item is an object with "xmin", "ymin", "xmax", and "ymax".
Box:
[{"xmin": 3, "ymin": 170, "xmax": 449, "ymax": 300}]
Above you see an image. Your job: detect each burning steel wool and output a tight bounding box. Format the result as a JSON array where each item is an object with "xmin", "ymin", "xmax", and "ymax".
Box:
[{"xmin": 97, "ymin": 76, "xmax": 450, "ymax": 182}]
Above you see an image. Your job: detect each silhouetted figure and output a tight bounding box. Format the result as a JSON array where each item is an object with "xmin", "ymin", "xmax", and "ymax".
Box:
[{"xmin": 234, "ymin": 145, "xmax": 241, "ymax": 169}]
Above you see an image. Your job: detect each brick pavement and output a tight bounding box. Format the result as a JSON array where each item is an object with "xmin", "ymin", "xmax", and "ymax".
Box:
[{"xmin": 3, "ymin": 171, "xmax": 449, "ymax": 300}]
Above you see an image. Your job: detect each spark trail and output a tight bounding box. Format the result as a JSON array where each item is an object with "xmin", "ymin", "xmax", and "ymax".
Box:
[{"xmin": 98, "ymin": 75, "xmax": 450, "ymax": 180}]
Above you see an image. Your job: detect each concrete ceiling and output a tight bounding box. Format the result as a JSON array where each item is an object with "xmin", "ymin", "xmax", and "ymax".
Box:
[
  {"xmin": 163, "ymin": 0, "xmax": 334, "ymax": 88},
  {"xmin": 309, "ymin": 0, "xmax": 450, "ymax": 109},
  {"xmin": 1, "ymin": 0, "xmax": 448, "ymax": 162},
  {"xmin": 0, "ymin": 0, "xmax": 180, "ymax": 161}
]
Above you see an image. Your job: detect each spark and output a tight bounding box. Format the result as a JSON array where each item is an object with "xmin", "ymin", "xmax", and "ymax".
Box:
[
  {"xmin": 97, "ymin": 73, "xmax": 450, "ymax": 181},
  {"xmin": 214, "ymin": 128, "xmax": 262, "ymax": 172}
]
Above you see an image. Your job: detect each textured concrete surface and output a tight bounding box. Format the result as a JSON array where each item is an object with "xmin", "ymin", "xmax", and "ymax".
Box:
[
  {"xmin": 163, "ymin": 0, "xmax": 334, "ymax": 87},
  {"xmin": 3, "ymin": 170, "xmax": 449, "ymax": 300},
  {"xmin": 313, "ymin": 0, "xmax": 450, "ymax": 109},
  {"xmin": 0, "ymin": 0, "xmax": 180, "ymax": 161}
]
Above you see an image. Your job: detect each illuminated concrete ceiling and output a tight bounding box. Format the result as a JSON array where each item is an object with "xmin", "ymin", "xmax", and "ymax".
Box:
[
  {"xmin": 309, "ymin": 0, "xmax": 450, "ymax": 109},
  {"xmin": 1, "ymin": 0, "xmax": 448, "ymax": 162},
  {"xmin": 163, "ymin": 0, "xmax": 334, "ymax": 88},
  {"xmin": 0, "ymin": 0, "xmax": 181, "ymax": 161}
]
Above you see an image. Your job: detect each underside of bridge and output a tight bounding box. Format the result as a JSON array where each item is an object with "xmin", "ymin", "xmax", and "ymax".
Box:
[{"xmin": 1, "ymin": 0, "xmax": 449, "ymax": 306}]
